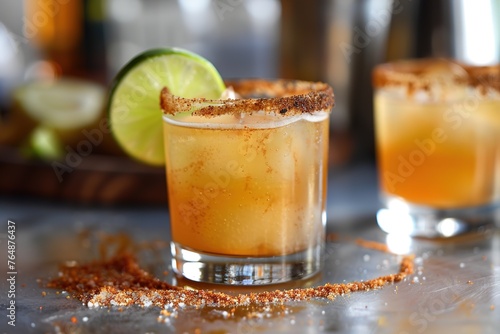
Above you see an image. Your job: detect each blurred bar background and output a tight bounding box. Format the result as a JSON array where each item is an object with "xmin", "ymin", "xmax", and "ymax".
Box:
[{"xmin": 0, "ymin": 0, "xmax": 499, "ymax": 203}]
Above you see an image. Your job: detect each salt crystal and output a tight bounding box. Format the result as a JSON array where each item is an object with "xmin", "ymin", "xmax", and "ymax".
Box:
[{"xmin": 141, "ymin": 296, "xmax": 152, "ymax": 307}]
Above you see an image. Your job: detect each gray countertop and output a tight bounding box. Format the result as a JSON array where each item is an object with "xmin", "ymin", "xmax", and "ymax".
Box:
[{"xmin": 1, "ymin": 163, "xmax": 499, "ymax": 334}]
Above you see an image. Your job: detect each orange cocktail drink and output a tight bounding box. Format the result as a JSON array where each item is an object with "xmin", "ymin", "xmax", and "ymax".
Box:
[
  {"xmin": 373, "ymin": 59, "xmax": 500, "ymax": 237},
  {"xmin": 161, "ymin": 80, "xmax": 334, "ymax": 284}
]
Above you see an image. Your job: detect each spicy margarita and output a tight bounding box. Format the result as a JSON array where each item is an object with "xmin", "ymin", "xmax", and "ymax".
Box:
[{"xmin": 161, "ymin": 80, "xmax": 333, "ymax": 283}]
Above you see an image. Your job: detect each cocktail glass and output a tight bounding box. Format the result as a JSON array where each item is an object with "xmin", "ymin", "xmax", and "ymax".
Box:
[
  {"xmin": 373, "ymin": 59, "xmax": 500, "ymax": 238},
  {"xmin": 161, "ymin": 79, "xmax": 334, "ymax": 284}
]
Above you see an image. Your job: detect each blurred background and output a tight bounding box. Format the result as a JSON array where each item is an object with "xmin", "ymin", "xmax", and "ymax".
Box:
[{"xmin": 0, "ymin": 0, "xmax": 499, "ymax": 204}]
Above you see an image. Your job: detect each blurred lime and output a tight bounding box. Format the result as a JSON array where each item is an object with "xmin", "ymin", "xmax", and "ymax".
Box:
[
  {"xmin": 9, "ymin": 78, "xmax": 107, "ymax": 159},
  {"xmin": 108, "ymin": 48, "xmax": 225, "ymax": 166},
  {"xmin": 15, "ymin": 78, "xmax": 105, "ymax": 130},
  {"xmin": 25, "ymin": 126, "xmax": 64, "ymax": 160}
]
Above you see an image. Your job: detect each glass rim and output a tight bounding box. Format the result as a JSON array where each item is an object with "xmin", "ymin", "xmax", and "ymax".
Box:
[
  {"xmin": 372, "ymin": 58, "xmax": 500, "ymax": 91},
  {"xmin": 160, "ymin": 79, "xmax": 334, "ymax": 117},
  {"xmin": 161, "ymin": 111, "xmax": 329, "ymax": 129}
]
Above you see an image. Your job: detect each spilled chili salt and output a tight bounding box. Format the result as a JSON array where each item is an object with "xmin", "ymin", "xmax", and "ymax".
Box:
[{"xmin": 45, "ymin": 237, "xmax": 414, "ymax": 309}]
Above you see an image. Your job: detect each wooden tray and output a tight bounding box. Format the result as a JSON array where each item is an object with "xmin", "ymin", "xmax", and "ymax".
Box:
[{"xmin": 0, "ymin": 146, "xmax": 167, "ymax": 206}]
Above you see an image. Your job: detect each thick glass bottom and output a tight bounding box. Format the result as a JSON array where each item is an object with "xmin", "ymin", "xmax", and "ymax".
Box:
[
  {"xmin": 377, "ymin": 194, "xmax": 498, "ymax": 238},
  {"xmin": 171, "ymin": 242, "xmax": 322, "ymax": 285}
]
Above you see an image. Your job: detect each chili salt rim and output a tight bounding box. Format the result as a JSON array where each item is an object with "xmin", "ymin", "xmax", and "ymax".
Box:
[
  {"xmin": 160, "ymin": 79, "xmax": 334, "ymax": 117},
  {"xmin": 465, "ymin": 64, "xmax": 500, "ymax": 92},
  {"xmin": 372, "ymin": 58, "xmax": 470, "ymax": 90},
  {"xmin": 373, "ymin": 58, "xmax": 500, "ymax": 93}
]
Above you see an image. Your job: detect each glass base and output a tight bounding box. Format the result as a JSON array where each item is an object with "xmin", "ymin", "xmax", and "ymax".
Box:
[
  {"xmin": 170, "ymin": 242, "xmax": 322, "ymax": 285},
  {"xmin": 377, "ymin": 195, "xmax": 498, "ymax": 238}
]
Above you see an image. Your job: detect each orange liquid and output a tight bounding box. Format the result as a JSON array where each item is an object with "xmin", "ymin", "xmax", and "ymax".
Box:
[
  {"xmin": 163, "ymin": 114, "xmax": 329, "ymax": 256},
  {"xmin": 375, "ymin": 91, "xmax": 498, "ymax": 208}
]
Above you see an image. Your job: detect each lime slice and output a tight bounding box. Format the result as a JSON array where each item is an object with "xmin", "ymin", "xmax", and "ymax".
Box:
[
  {"xmin": 2, "ymin": 78, "xmax": 105, "ymax": 148},
  {"xmin": 108, "ymin": 48, "xmax": 226, "ymax": 166},
  {"xmin": 15, "ymin": 78, "xmax": 105, "ymax": 130},
  {"xmin": 25, "ymin": 126, "xmax": 64, "ymax": 160}
]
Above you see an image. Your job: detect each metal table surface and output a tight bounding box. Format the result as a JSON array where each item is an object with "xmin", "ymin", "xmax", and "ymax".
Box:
[{"xmin": 1, "ymin": 163, "xmax": 499, "ymax": 334}]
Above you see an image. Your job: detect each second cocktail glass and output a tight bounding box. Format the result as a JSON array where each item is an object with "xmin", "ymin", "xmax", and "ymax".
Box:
[
  {"xmin": 161, "ymin": 79, "xmax": 334, "ymax": 284},
  {"xmin": 373, "ymin": 59, "xmax": 500, "ymax": 238}
]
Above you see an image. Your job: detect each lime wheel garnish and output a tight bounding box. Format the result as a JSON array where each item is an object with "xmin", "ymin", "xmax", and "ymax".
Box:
[{"xmin": 108, "ymin": 48, "xmax": 225, "ymax": 166}]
